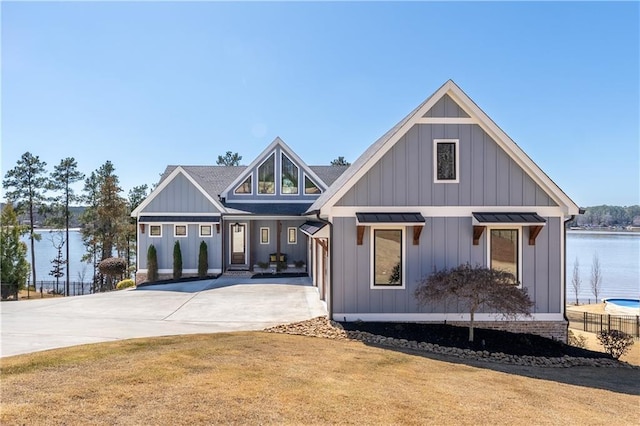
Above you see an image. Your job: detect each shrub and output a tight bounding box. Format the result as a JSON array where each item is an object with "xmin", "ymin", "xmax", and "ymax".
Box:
[
  {"xmin": 257, "ymin": 261, "xmax": 269, "ymax": 269},
  {"xmin": 568, "ymin": 330, "xmax": 587, "ymax": 349},
  {"xmin": 99, "ymin": 257, "xmax": 127, "ymax": 289},
  {"xmin": 147, "ymin": 245, "xmax": 158, "ymax": 282},
  {"xmin": 597, "ymin": 329, "xmax": 634, "ymax": 360},
  {"xmin": 294, "ymin": 260, "xmax": 305, "ymax": 268},
  {"xmin": 116, "ymin": 279, "xmax": 135, "ymax": 290},
  {"xmin": 173, "ymin": 241, "xmax": 182, "ymax": 280},
  {"xmin": 198, "ymin": 241, "xmax": 208, "ymax": 278}
]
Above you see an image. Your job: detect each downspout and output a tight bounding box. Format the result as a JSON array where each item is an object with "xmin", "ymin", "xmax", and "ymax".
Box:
[
  {"xmin": 311, "ymin": 209, "xmax": 333, "ymax": 319},
  {"xmin": 563, "ymin": 209, "xmax": 584, "ymax": 338}
]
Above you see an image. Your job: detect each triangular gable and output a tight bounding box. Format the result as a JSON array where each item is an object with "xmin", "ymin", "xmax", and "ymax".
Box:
[
  {"xmin": 422, "ymin": 93, "xmax": 470, "ymax": 118},
  {"xmin": 131, "ymin": 166, "xmax": 225, "ymax": 217},
  {"xmin": 220, "ymin": 136, "xmax": 328, "ymax": 198},
  {"xmin": 309, "ymin": 80, "xmax": 579, "ymax": 215}
]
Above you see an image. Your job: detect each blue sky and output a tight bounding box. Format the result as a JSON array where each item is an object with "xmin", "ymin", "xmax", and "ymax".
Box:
[{"xmin": 2, "ymin": 1, "xmax": 638, "ymax": 207}]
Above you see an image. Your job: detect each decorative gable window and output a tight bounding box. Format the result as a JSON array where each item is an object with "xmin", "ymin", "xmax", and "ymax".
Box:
[
  {"xmin": 234, "ymin": 175, "xmax": 252, "ymax": 194},
  {"xmin": 281, "ymin": 153, "xmax": 299, "ymax": 194},
  {"xmin": 434, "ymin": 139, "xmax": 459, "ymax": 183},
  {"xmin": 304, "ymin": 175, "xmax": 321, "ymax": 194},
  {"xmin": 258, "ymin": 153, "xmax": 275, "ymax": 194}
]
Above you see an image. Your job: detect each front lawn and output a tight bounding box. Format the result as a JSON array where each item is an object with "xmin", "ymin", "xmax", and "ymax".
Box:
[{"xmin": 1, "ymin": 332, "xmax": 638, "ymax": 425}]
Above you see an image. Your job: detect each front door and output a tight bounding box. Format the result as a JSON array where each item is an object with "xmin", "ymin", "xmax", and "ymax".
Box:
[{"xmin": 231, "ymin": 224, "xmax": 246, "ymax": 264}]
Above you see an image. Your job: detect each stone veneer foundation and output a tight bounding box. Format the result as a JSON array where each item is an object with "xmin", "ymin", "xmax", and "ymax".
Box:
[{"xmin": 448, "ymin": 320, "xmax": 568, "ymax": 342}]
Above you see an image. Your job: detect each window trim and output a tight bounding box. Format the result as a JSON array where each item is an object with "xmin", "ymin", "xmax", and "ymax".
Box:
[
  {"xmin": 486, "ymin": 226, "xmax": 522, "ymax": 287},
  {"xmin": 281, "ymin": 152, "xmax": 300, "ymax": 196},
  {"xmin": 149, "ymin": 224, "xmax": 162, "ymax": 238},
  {"xmin": 303, "ymin": 174, "xmax": 322, "ymax": 195},
  {"xmin": 257, "ymin": 152, "xmax": 276, "ymax": 195},
  {"xmin": 287, "ymin": 227, "xmax": 297, "ymax": 244},
  {"xmin": 433, "ymin": 139, "xmax": 460, "ymax": 183},
  {"xmin": 199, "ymin": 224, "xmax": 212, "ymax": 237},
  {"xmin": 370, "ymin": 226, "xmax": 406, "ymax": 289},
  {"xmin": 260, "ymin": 227, "xmax": 270, "ymax": 244},
  {"xmin": 174, "ymin": 224, "xmax": 188, "ymax": 238},
  {"xmin": 234, "ymin": 174, "xmax": 253, "ymax": 195}
]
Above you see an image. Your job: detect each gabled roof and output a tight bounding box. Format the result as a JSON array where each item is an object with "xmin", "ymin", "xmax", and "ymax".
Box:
[
  {"xmin": 308, "ymin": 80, "xmax": 580, "ymax": 215},
  {"xmin": 131, "ymin": 166, "xmax": 229, "ymax": 217},
  {"xmin": 220, "ymin": 136, "xmax": 330, "ymax": 198}
]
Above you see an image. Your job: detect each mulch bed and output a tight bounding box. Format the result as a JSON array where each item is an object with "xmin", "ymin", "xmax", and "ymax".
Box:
[
  {"xmin": 338, "ymin": 322, "xmax": 612, "ymax": 359},
  {"xmin": 251, "ymin": 273, "xmax": 308, "ymax": 279}
]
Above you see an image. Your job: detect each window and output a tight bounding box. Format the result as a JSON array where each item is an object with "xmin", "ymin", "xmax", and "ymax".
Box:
[
  {"xmin": 434, "ymin": 139, "xmax": 459, "ymax": 182},
  {"xmin": 304, "ymin": 175, "xmax": 321, "ymax": 194},
  {"xmin": 234, "ymin": 175, "xmax": 252, "ymax": 194},
  {"xmin": 200, "ymin": 225, "xmax": 212, "ymax": 237},
  {"xmin": 174, "ymin": 225, "xmax": 187, "ymax": 237},
  {"xmin": 489, "ymin": 229, "xmax": 519, "ymax": 283},
  {"xmin": 258, "ymin": 153, "xmax": 275, "ymax": 194},
  {"xmin": 288, "ymin": 227, "xmax": 297, "ymax": 244},
  {"xmin": 260, "ymin": 227, "xmax": 270, "ymax": 244},
  {"xmin": 281, "ymin": 154, "xmax": 299, "ymax": 194},
  {"xmin": 372, "ymin": 228, "xmax": 404, "ymax": 288},
  {"xmin": 149, "ymin": 225, "xmax": 162, "ymax": 237}
]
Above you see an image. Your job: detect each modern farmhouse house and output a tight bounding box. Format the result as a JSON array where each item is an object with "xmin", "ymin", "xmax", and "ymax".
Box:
[{"xmin": 132, "ymin": 80, "xmax": 580, "ymax": 340}]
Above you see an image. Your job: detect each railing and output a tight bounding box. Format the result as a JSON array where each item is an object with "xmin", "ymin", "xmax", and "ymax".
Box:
[{"xmin": 567, "ymin": 310, "xmax": 640, "ymax": 338}]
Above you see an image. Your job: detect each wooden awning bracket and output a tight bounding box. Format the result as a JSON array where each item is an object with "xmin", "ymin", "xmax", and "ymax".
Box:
[
  {"xmin": 473, "ymin": 226, "xmax": 485, "ymax": 245},
  {"xmin": 529, "ymin": 225, "xmax": 543, "ymax": 245},
  {"xmin": 413, "ymin": 225, "xmax": 423, "ymax": 245},
  {"xmin": 357, "ymin": 226, "xmax": 365, "ymax": 245}
]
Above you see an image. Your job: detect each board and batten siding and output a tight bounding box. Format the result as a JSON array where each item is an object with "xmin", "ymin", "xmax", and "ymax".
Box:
[
  {"xmin": 249, "ymin": 219, "xmax": 308, "ymax": 266},
  {"xmin": 142, "ymin": 173, "xmax": 220, "ymax": 213},
  {"xmin": 422, "ymin": 93, "xmax": 470, "ymax": 118},
  {"xmin": 335, "ymin": 124, "xmax": 557, "ymax": 207},
  {"xmin": 138, "ymin": 223, "xmax": 222, "ymax": 272},
  {"xmin": 331, "ymin": 216, "xmax": 562, "ymax": 316}
]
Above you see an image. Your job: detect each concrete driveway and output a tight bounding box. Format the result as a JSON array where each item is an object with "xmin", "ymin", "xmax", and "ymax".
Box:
[{"xmin": 0, "ymin": 275, "xmax": 326, "ymax": 357}]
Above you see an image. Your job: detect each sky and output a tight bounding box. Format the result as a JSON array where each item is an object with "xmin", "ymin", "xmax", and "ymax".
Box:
[{"xmin": 2, "ymin": 1, "xmax": 639, "ymax": 207}]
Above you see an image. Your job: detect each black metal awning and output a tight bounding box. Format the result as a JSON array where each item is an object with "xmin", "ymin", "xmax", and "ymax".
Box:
[
  {"xmin": 139, "ymin": 216, "xmax": 220, "ymax": 223},
  {"xmin": 299, "ymin": 221, "xmax": 327, "ymax": 236},
  {"xmin": 472, "ymin": 212, "xmax": 546, "ymax": 225},
  {"xmin": 356, "ymin": 212, "xmax": 425, "ymax": 225}
]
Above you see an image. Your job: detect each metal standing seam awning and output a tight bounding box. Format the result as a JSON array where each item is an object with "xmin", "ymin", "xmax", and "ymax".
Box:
[
  {"xmin": 355, "ymin": 212, "xmax": 426, "ymax": 245},
  {"xmin": 299, "ymin": 221, "xmax": 327, "ymax": 237},
  {"xmin": 471, "ymin": 212, "xmax": 546, "ymax": 245}
]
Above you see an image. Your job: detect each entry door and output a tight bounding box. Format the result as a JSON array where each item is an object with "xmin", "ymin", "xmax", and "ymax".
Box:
[{"xmin": 231, "ymin": 224, "xmax": 246, "ymax": 264}]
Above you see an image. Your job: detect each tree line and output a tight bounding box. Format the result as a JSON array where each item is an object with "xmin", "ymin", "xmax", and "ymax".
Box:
[
  {"xmin": 569, "ymin": 205, "xmax": 640, "ymax": 228},
  {"xmin": 2, "ymin": 152, "xmax": 149, "ymax": 297}
]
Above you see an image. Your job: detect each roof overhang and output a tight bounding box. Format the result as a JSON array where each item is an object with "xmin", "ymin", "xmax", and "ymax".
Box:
[{"xmin": 356, "ymin": 212, "xmax": 426, "ymax": 225}]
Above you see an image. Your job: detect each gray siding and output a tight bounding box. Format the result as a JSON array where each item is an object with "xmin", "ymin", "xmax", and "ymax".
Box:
[
  {"xmin": 249, "ymin": 219, "xmax": 308, "ymax": 266},
  {"xmin": 138, "ymin": 223, "xmax": 222, "ymax": 272},
  {"xmin": 422, "ymin": 94, "xmax": 470, "ymax": 118},
  {"xmin": 143, "ymin": 173, "xmax": 220, "ymax": 213},
  {"xmin": 226, "ymin": 146, "xmax": 323, "ymax": 203},
  {"xmin": 331, "ymin": 216, "xmax": 562, "ymax": 315},
  {"xmin": 336, "ymin": 124, "xmax": 557, "ymax": 207}
]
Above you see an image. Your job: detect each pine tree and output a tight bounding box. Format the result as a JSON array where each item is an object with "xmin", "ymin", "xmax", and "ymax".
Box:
[
  {"xmin": 50, "ymin": 157, "xmax": 84, "ymax": 296},
  {"xmin": 147, "ymin": 245, "xmax": 158, "ymax": 282},
  {"xmin": 173, "ymin": 241, "xmax": 182, "ymax": 280},
  {"xmin": 3, "ymin": 152, "xmax": 50, "ymax": 296},
  {"xmin": 198, "ymin": 241, "xmax": 208, "ymax": 278}
]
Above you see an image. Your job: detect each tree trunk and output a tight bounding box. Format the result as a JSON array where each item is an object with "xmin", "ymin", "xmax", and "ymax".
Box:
[
  {"xmin": 468, "ymin": 310, "xmax": 475, "ymax": 343},
  {"xmin": 28, "ymin": 201, "xmax": 36, "ymax": 299},
  {"xmin": 65, "ymin": 188, "xmax": 70, "ymax": 296}
]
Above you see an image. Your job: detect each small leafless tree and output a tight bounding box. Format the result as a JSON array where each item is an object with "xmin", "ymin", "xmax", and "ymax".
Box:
[
  {"xmin": 414, "ymin": 264, "xmax": 534, "ymax": 342},
  {"xmin": 571, "ymin": 258, "xmax": 581, "ymax": 305},
  {"xmin": 77, "ymin": 263, "xmax": 88, "ymax": 295},
  {"xmin": 590, "ymin": 253, "xmax": 602, "ymax": 302}
]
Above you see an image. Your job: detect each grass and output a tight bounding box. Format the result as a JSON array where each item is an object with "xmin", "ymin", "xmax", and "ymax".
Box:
[{"xmin": 1, "ymin": 332, "xmax": 638, "ymax": 425}]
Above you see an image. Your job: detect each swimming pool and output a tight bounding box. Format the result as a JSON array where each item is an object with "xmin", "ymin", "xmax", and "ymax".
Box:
[{"xmin": 604, "ymin": 298, "xmax": 640, "ymax": 316}]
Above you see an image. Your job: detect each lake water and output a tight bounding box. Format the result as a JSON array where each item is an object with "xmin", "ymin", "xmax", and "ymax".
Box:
[
  {"xmin": 21, "ymin": 230, "xmax": 640, "ymax": 301},
  {"xmin": 566, "ymin": 231, "xmax": 639, "ymax": 304}
]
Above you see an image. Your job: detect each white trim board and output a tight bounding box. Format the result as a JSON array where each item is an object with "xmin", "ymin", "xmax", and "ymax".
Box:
[
  {"xmin": 331, "ymin": 206, "xmax": 565, "ymax": 218},
  {"xmin": 334, "ymin": 313, "xmax": 565, "ymax": 322}
]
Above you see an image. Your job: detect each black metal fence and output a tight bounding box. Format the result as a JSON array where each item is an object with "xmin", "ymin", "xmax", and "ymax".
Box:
[{"xmin": 567, "ymin": 311, "xmax": 640, "ymax": 338}]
